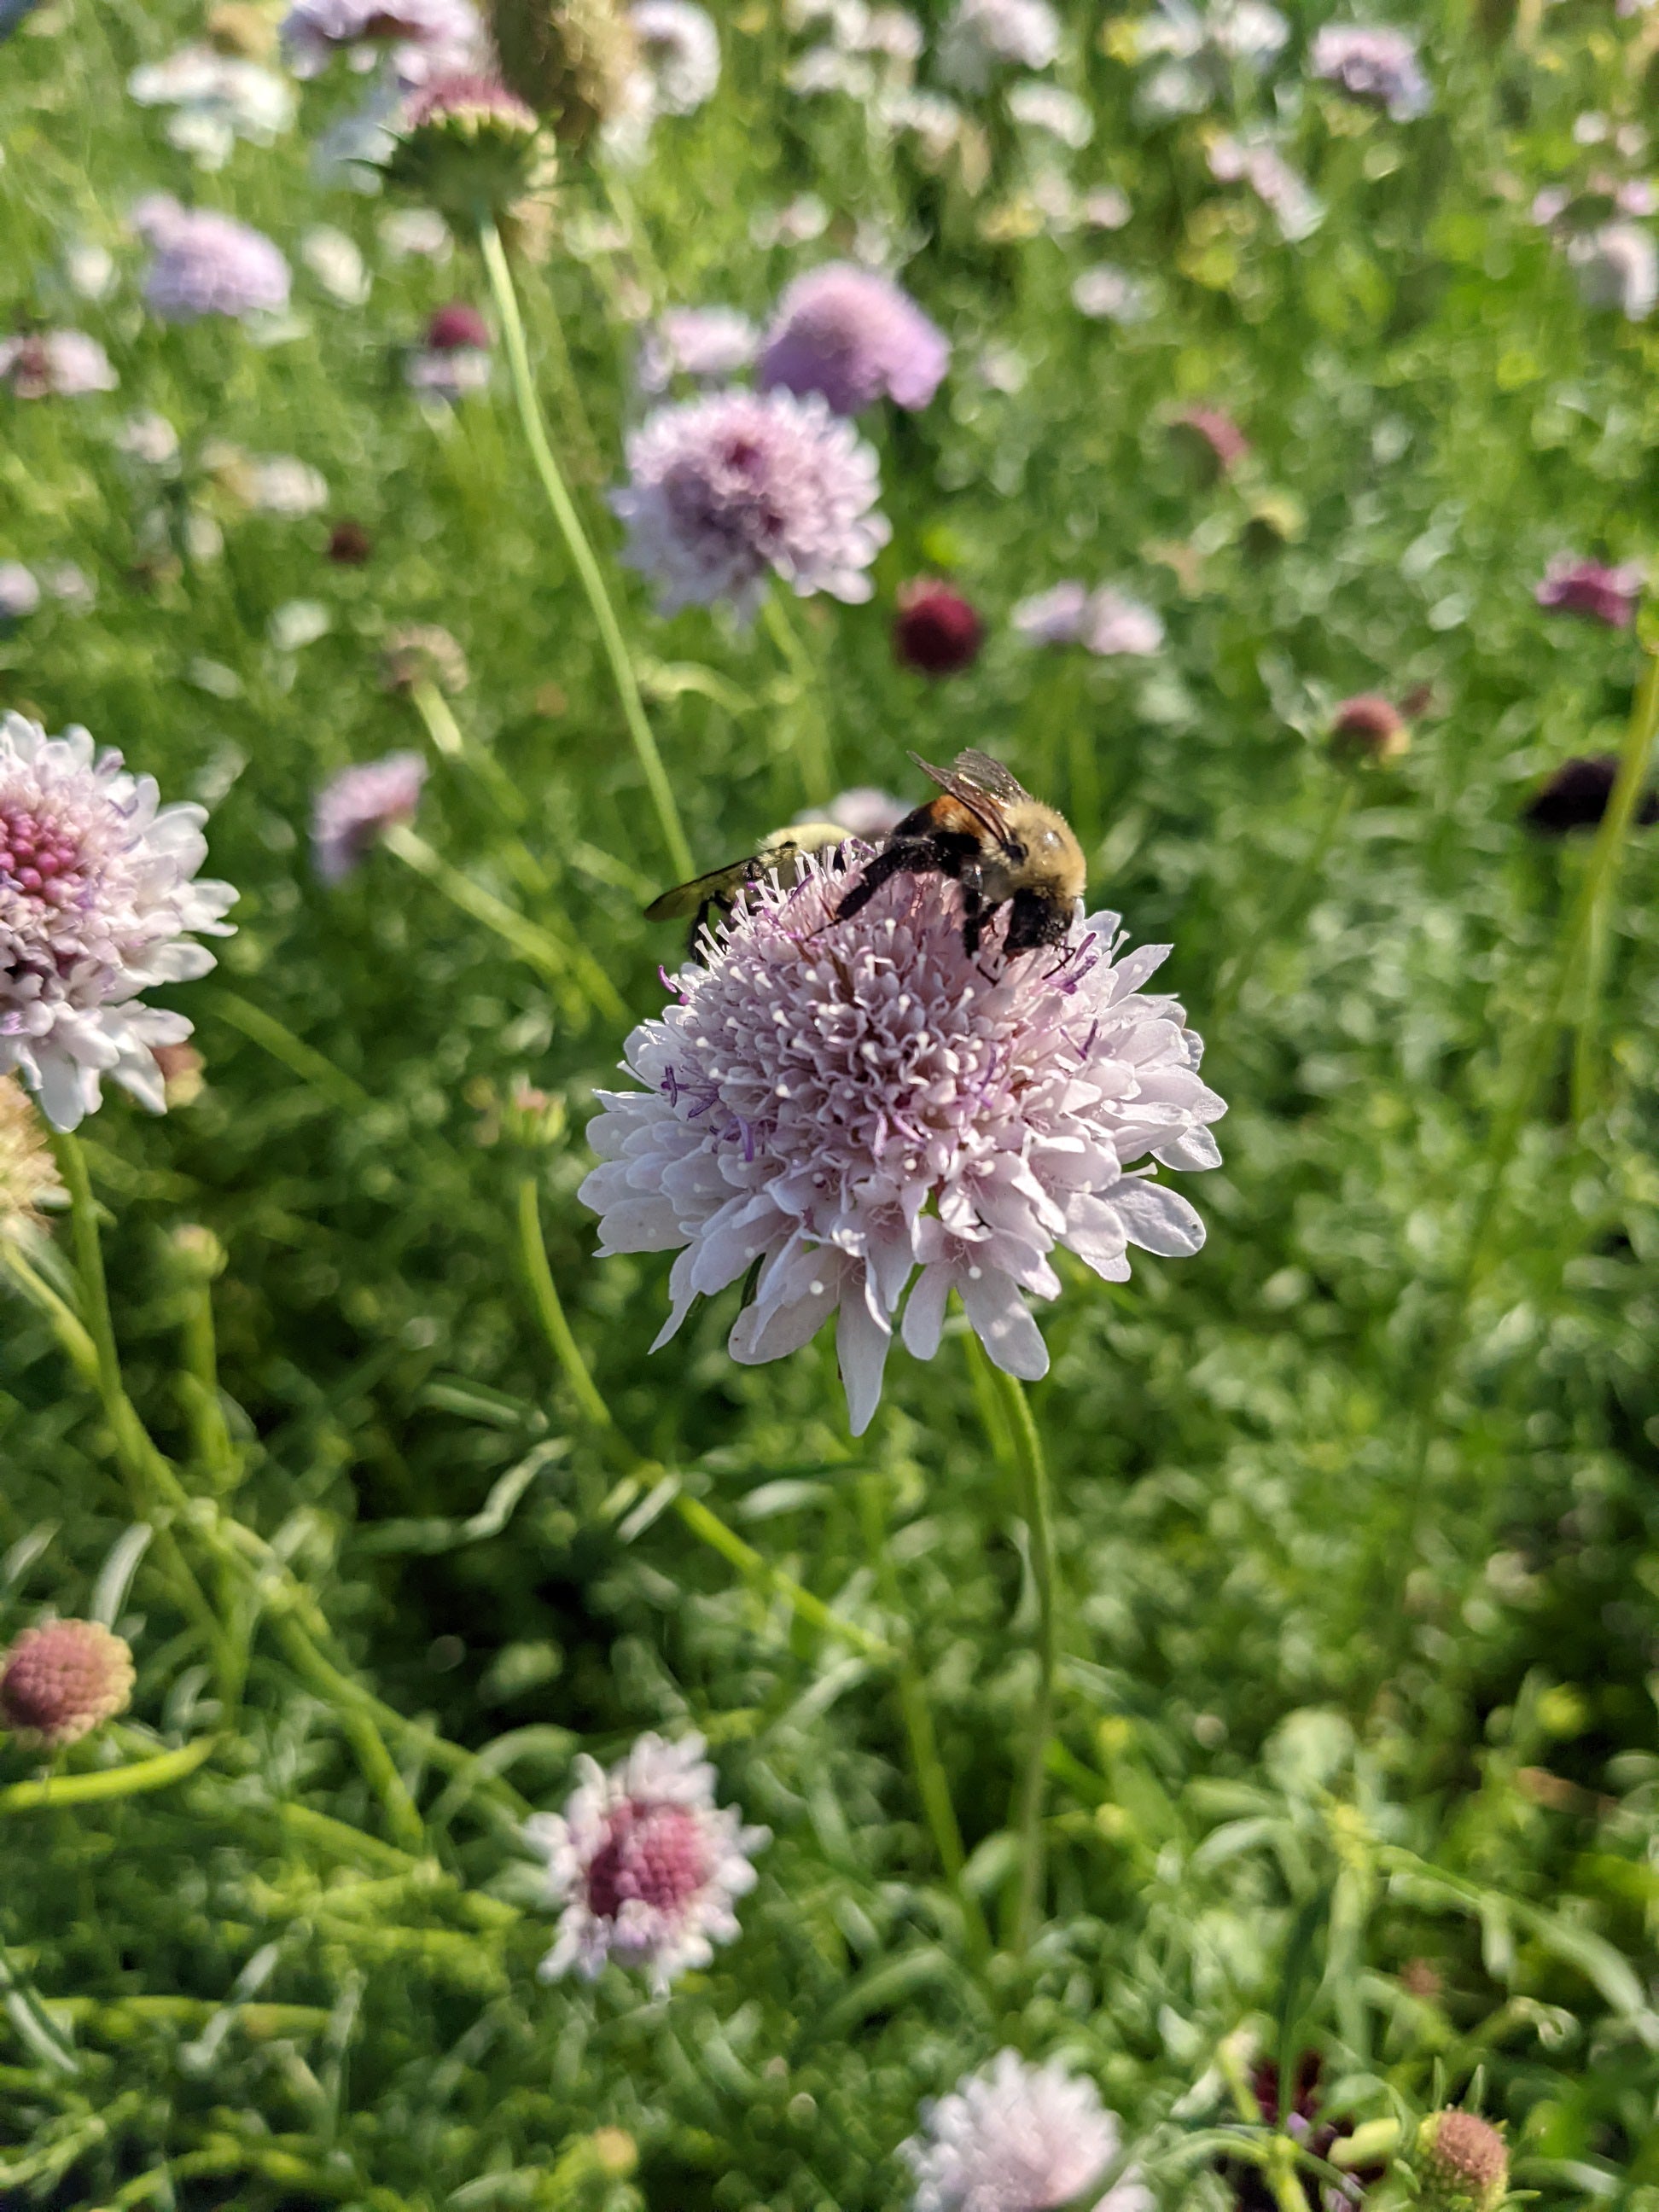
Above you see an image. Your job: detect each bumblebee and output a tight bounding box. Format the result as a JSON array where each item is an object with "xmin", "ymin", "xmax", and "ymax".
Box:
[
  {"xmin": 643, "ymin": 820, "xmax": 852, "ymax": 951},
  {"xmin": 831, "ymin": 749, "xmax": 1086, "ymax": 960}
]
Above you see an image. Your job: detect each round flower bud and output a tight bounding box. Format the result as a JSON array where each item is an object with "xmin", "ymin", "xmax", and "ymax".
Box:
[
  {"xmin": 0, "ymin": 1620, "xmax": 135, "ymax": 1747},
  {"xmin": 1330, "ymin": 692, "xmax": 1410, "ymax": 765},
  {"xmin": 1413, "ymin": 2110, "xmax": 1508, "ymax": 2212},
  {"xmin": 381, "ymin": 72, "xmax": 545, "ymax": 224},
  {"xmin": 380, "ymin": 622, "xmax": 470, "ymax": 695},
  {"xmin": 894, "ymin": 578, "xmax": 984, "ymax": 677},
  {"xmin": 328, "ymin": 519, "xmax": 373, "ymax": 565},
  {"xmin": 426, "ymin": 300, "xmax": 491, "ymax": 351},
  {"xmin": 489, "ymin": 0, "xmax": 637, "ymax": 148}
]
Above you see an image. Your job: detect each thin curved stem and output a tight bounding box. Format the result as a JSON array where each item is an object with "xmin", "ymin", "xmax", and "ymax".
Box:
[
  {"xmin": 479, "ymin": 218, "xmax": 692, "ymax": 882},
  {"xmin": 1210, "ymin": 776, "xmax": 1356, "ymax": 1035},
  {"xmin": 986, "ymin": 1365, "xmax": 1056, "ymax": 1955},
  {"xmin": 762, "ymin": 591, "xmax": 835, "ymax": 806}
]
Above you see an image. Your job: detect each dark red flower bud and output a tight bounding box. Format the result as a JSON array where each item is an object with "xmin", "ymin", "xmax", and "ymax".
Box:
[
  {"xmin": 893, "ymin": 578, "xmax": 983, "ymax": 677},
  {"xmin": 328, "ymin": 518, "xmax": 373, "ymax": 565},
  {"xmin": 426, "ymin": 301, "xmax": 492, "ymax": 352}
]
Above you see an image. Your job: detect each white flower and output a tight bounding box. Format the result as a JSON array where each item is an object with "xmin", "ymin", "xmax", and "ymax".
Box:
[
  {"xmin": 0, "ymin": 714, "xmax": 236, "ymax": 1130},
  {"xmin": 0, "ymin": 332, "xmax": 118, "ymax": 400},
  {"xmin": 1071, "ymin": 263, "xmax": 1153, "ymax": 321},
  {"xmin": 119, "ymin": 410, "xmax": 181, "ymax": 468},
  {"xmin": 939, "ymin": 0, "xmax": 1061, "ymax": 91},
  {"xmin": 636, "ymin": 306, "xmax": 757, "ymax": 395},
  {"xmin": 127, "ymin": 45, "xmax": 295, "ymax": 167},
  {"xmin": 904, "ymin": 2051, "xmax": 1152, "ymax": 2212},
  {"xmin": 581, "ymin": 853, "xmax": 1223, "ymax": 1434},
  {"xmin": 1008, "ymin": 79, "xmax": 1091, "ymax": 146},
  {"xmin": 1084, "ymin": 588, "xmax": 1163, "ymax": 655},
  {"xmin": 524, "ymin": 1732, "xmax": 768, "ymax": 1992},
  {"xmin": 630, "ymin": 0, "xmax": 720, "ymax": 113},
  {"xmin": 1567, "ymin": 222, "xmax": 1658, "ymax": 320},
  {"xmin": 300, "ymin": 225, "xmax": 371, "ymax": 306},
  {"xmin": 1011, "ymin": 580, "xmax": 1088, "ymax": 643},
  {"xmin": 0, "ymin": 566, "xmax": 40, "ymax": 620},
  {"xmin": 1208, "ymin": 131, "xmax": 1322, "ymax": 241}
]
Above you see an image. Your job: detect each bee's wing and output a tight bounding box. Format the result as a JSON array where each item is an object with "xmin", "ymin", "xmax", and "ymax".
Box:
[
  {"xmin": 643, "ymin": 859, "xmax": 755, "ymax": 922},
  {"xmin": 909, "ymin": 749, "xmax": 1019, "ymax": 851},
  {"xmin": 950, "ymin": 749, "xmax": 1033, "ymax": 806}
]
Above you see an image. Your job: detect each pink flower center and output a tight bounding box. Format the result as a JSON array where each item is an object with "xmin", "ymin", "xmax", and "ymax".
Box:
[
  {"xmin": 586, "ymin": 1800, "xmax": 712, "ymax": 1921},
  {"xmin": 0, "ymin": 803, "xmax": 86, "ymax": 905}
]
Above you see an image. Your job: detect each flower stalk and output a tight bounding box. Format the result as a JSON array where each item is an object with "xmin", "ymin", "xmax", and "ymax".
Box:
[
  {"xmin": 987, "ymin": 1364, "xmax": 1057, "ymax": 1956},
  {"xmin": 478, "ymin": 218, "xmax": 692, "ymax": 882},
  {"xmin": 762, "ymin": 591, "xmax": 836, "ymax": 806}
]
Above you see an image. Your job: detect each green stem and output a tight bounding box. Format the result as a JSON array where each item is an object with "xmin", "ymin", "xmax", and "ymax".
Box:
[
  {"xmin": 206, "ymin": 990, "xmax": 372, "ymax": 1114},
  {"xmin": 385, "ymin": 824, "xmax": 626, "ymax": 1022},
  {"xmin": 0, "ymin": 1736, "xmax": 216, "ymax": 1814},
  {"xmin": 986, "ymin": 1365, "xmax": 1056, "ymax": 1955},
  {"xmin": 478, "ymin": 218, "xmax": 692, "ymax": 881},
  {"xmin": 857, "ymin": 1474, "xmax": 992, "ymax": 1964},
  {"xmin": 516, "ymin": 1176, "xmax": 617, "ymax": 1435},
  {"xmin": 409, "ymin": 678, "xmax": 536, "ymax": 839},
  {"xmin": 1210, "ymin": 776, "xmax": 1356, "ymax": 1033},
  {"xmin": 761, "ymin": 592, "xmax": 835, "ymax": 806},
  {"xmin": 671, "ymin": 1491, "xmax": 896, "ymax": 1664}
]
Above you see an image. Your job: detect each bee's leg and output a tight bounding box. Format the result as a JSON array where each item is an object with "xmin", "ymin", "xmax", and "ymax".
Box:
[{"xmin": 831, "ymin": 839, "xmax": 934, "ymax": 924}]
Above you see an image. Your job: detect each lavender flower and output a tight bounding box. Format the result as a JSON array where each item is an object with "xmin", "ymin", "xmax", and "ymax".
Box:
[
  {"xmin": 757, "ymin": 262, "xmax": 949, "ymax": 416},
  {"xmin": 0, "ymin": 1620, "xmax": 135, "ymax": 1748},
  {"xmin": 1011, "ymin": 580, "xmax": 1089, "ymax": 644},
  {"xmin": 630, "ymin": 0, "xmax": 719, "ymax": 112},
  {"xmin": 938, "ymin": 0, "xmax": 1060, "ymax": 92},
  {"xmin": 127, "ymin": 44, "xmax": 295, "ymax": 166},
  {"xmin": 580, "ymin": 856, "xmax": 1223, "ymax": 1433},
  {"xmin": 281, "ymin": 0, "xmax": 481, "ymax": 79},
  {"xmin": 1535, "ymin": 553, "xmax": 1643, "ymax": 628},
  {"xmin": 134, "ymin": 196, "xmax": 291, "ymax": 323},
  {"xmin": 636, "ymin": 306, "xmax": 758, "ymax": 395},
  {"xmin": 523, "ymin": 1732, "xmax": 768, "ymax": 1991},
  {"xmin": 0, "ymin": 331, "xmax": 117, "ymax": 400},
  {"xmin": 612, "ymin": 387, "xmax": 890, "ymax": 618},
  {"xmin": 0, "ymin": 715, "xmax": 235, "ymax": 1130},
  {"xmin": 1134, "ymin": 0, "xmax": 1287, "ymax": 118},
  {"xmin": 1308, "ymin": 23, "xmax": 1430, "ymax": 121},
  {"xmin": 311, "ymin": 752, "xmax": 428, "ymax": 882},
  {"xmin": 902, "ymin": 2052, "xmax": 1152, "ymax": 2212}
]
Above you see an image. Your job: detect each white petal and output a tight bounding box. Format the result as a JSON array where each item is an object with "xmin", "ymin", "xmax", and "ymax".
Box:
[{"xmin": 1110, "ymin": 1179, "xmax": 1207, "ymax": 1257}]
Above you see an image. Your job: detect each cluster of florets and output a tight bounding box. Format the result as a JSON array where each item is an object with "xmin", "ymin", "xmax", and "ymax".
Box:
[
  {"xmin": 903, "ymin": 2050, "xmax": 1150, "ymax": 2212},
  {"xmin": 1535, "ymin": 552, "xmax": 1643, "ymax": 628},
  {"xmin": 0, "ymin": 1620, "xmax": 135, "ymax": 1747},
  {"xmin": 0, "ymin": 715, "xmax": 236, "ymax": 1131},
  {"xmin": 381, "ymin": 70, "xmax": 544, "ymax": 221},
  {"xmin": 133, "ymin": 195, "xmax": 291, "ymax": 323},
  {"xmin": 281, "ymin": 0, "xmax": 482, "ymax": 79},
  {"xmin": 757, "ymin": 261, "xmax": 949, "ymax": 416},
  {"xmin": 1413, "ymin": 2110, "xmax": 1509, "ymax": 2212},
  {"xmin": 127, "ymin": 42, "xmax": 296, "ymax": 165},
  {"xmin": 612, "ymin": 387, "xmax": 890, "ymax": 617},
  {"xmin": 312, "ymin": 753, "xmax": 428, "ymax": 882},
  {"xmin": 524, "ymin": 1732, "xmax": 768, "ymax": 1990},
  {"xmin": 1308, "ymin": 22, "xmax": 1431, "ymax": 121},
  {"xmin": 581, "ymin": 855, "xmax": 1223, "ymax": 1434}
]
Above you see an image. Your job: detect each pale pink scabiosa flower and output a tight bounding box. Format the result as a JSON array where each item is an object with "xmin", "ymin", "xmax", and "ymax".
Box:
[
  {"xmin": 1308, "ymin": 24, "xmax": 1430, "ymax": 122},
  {"xmin": 0, "ymin": 565, "xmax": 40, "ymax": 622},
  {"xmin": 280, "ymin": 0, "xmax": 481, "ymax": 79},
  {"xmin": 0, "ymin": 714, "xmax": 235, "ymax": 1131},
  {"xmin": 134, "ymin": 196, "xmax": 291, "ymax": 323},
  {"xmin": 0, "ymin": 1620, "xmax": 136, "ymax": 1748},
  {"xmin": 580, "ymin": 859, "xmax": 1223, "ymax": 1433},
  {"xmin": 636, "ymin": 306, "xmax": 757, "ymax": 396},
  {"xmin": 818, "ymin": 785, "xmax": 909, "ymax": 836},
  {"xmin": 757, "ymin": 262, "xmax": 949, "ymax": 416},
  {"xmin": 903, "ymin": 2051, "xmax": 1152, "ymax": 2212},
  {"xmin": 0, "ymin": 331, "xmax": 118, "ymax": 400},
  {"xmin": 1207, "ymin": 134, "xmax": 1322, "ymax": 242},
  {"xmin": 612, "ymin": 387, "xmax": 890, "ymax": 618},
  {"xmin": 1012, "ymin": 580, "xmax": 1089, "ymax": 645},
  {"xmin": 523, "ymin": 1732, "xmax": 768, "ymax": 1992},
  {"xmin": 311, "ymin": 751, "xmax": 428, "ymax": 882},
  {"xmin": 1566, "ymin": 222, "xmax": 1658, "ymax": 319},
  {"xmin": 1083, "ymin": 587, "xmax": 1163, "ymax": 656},
  {"xmin": 1535, "ymin": 553, "xmax": 1643, "ymax": 628}
]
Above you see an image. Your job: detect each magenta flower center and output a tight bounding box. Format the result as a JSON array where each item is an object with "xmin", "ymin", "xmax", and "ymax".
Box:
[
  {"xmin": 0, "ymin": 803, "xmax": 89, "ymax": 907},
  {"xmin": 585, "ymin": 1800, "xmax": 712, "ymax": 1920}
]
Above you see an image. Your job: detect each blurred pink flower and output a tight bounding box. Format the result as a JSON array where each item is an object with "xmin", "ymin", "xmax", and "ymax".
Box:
[
  {"xmin": 0, "ymin": 1620, "xmax": 135, "ymax": 1748},
  {"xmin": 312, "ymin": 751, "xmax": 428, "ymax": 882},
  {"xmin": 903, "ymin": 2050, "xmax": 1152, "ymax": 2212},
  {"xmin": 1308, "ymin": 23, "xmax": 1430, "ymax": 120},
  {"xmin": 134, "ymin": 195, "xmax": 290, "ymax": 323},
  {"xmin": 1535, "ymin": 554, "xmax": 1643, "ymax": 628},
  {"xmin": 757, "ymin": 261, "xmax": 949, "ymax": 416},
  {"xmin": 0, "ymin": 331, "xmax": 117, "ymax": 399}
]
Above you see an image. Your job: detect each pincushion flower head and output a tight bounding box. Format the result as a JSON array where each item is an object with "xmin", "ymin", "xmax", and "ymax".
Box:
[
  {"xmin": 0, "ymin": 1620, "xmax": 135, "ymax": 1748},
  {"xmin": 1535, "ymin": 553, "xmax": 1643, "ymax": 628},
  {"xmin": 523, "ymin": 1732, "xmax": 768, "ymax": 1991},
  {"xmin": 1308, "ymin": 23, "xmax": 1430, "ymax": 121},
  {"xmin": 312, "ymin": 752, "xmax": 428, "ymax": 882},
  {"xmin": 1413, "ymin": 2110, "xmax": 1508, "ymax": 2212},
  {"xmin": 281, "ymin": 0, "xmax": 482, "ymax": 79},
  {"xmin": 757, "ymin": 262, "xmax": 949, "ymax": 416},
  {"xmin": 580, "ymin": 852, "xmax": 1224, "ymax": 1434},
  {"xmin": 894, "ymin": 578, "xmax": 984, "ymax": 675},
  {"xmin": 902, "ymin": 2051, "xmax": 1151, "ymax": 2212},
  {"xmin": 134, "ymin": 196, "xmax": 290, "ymax": 323},
  {"xmin": 381, "ymin": 71, "xmax": 544, "ymax": 224},
  {"xmin": 612, "ymin": 387, "xmax": 890, "ymax": 619},
  {"xmin": 0, "ymin": 714, "xmax": 236, "ymax": 1132}
]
